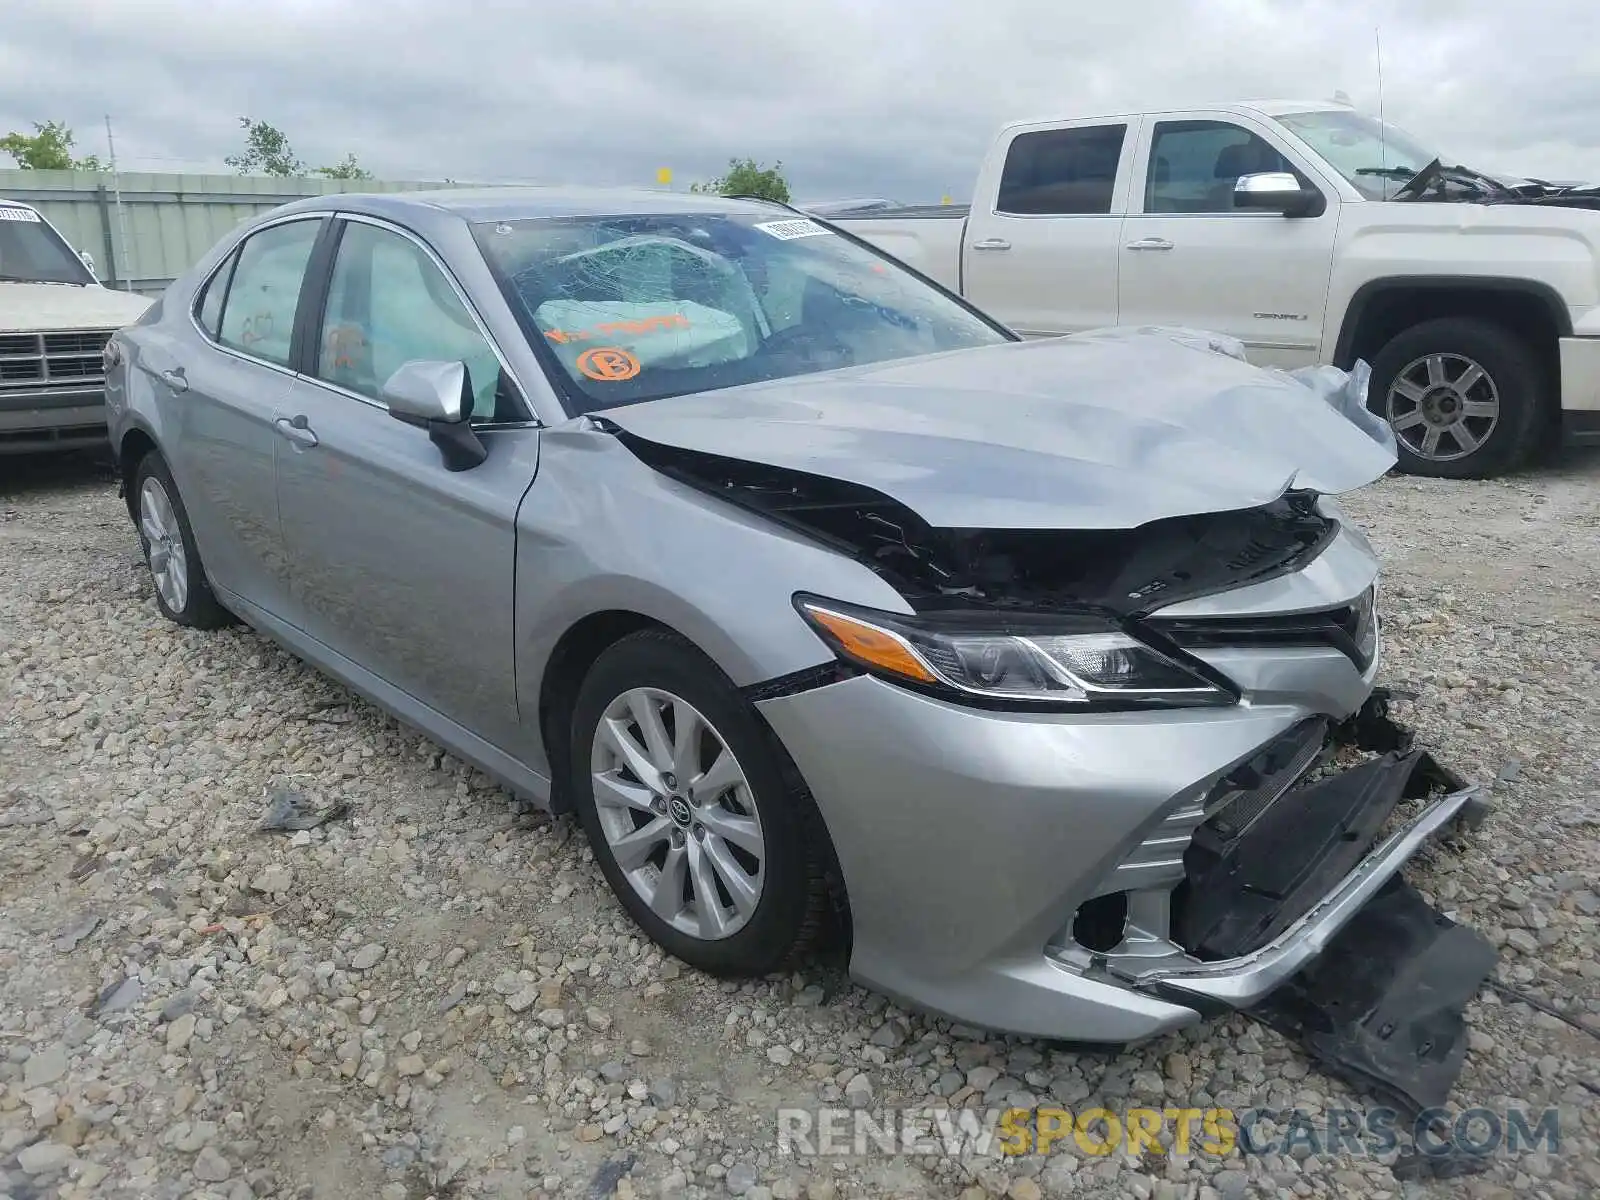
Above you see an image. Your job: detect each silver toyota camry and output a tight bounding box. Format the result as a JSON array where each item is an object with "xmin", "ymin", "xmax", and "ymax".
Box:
[{"xmin": 104, "ymin": 189, "xmax": 1495, "ymax": 1100}]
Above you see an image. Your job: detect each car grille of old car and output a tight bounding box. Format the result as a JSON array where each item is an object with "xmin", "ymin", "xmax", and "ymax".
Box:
[{"xmin": 0, "ymin": 329, "xmax": 113, "ymax": 389}]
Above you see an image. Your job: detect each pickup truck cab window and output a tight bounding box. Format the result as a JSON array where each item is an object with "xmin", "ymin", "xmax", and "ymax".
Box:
[
  {"xmin": 996, "ymin": 125, "xmax": 1127, "ymax": 215},
  {"xmin": 1145, "ymin": 120, "xmax": 1297, "ymax": 214}
]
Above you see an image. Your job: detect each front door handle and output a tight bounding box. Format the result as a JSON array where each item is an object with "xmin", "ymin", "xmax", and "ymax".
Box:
[
  {"xmin": 160, "ymin": 367, "xmax": 189, "ymax": 393},
  {"xmin": 274, "ymin": 415, "xmax": 319, "ymax": 449},
  {"xmin": 970, "ymin": 237, "xmax": 1011, "ymax": 251},
  {"xmin": 1125, "ymin": 237, "xmax": 1174, "ymax": 251}
]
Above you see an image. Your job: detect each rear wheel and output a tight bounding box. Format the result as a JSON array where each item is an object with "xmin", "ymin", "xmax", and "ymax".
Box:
[
  {"xmin": 133, "ymin": 452, "xmax": 232, "ymax": 629},
  {"xmin": 1368, "ymin": 317, "xmax": 1546, "ymax": 479},
  {"xmin": 570, "ymin": 630, "xmax": 827, "ymax": 976}
]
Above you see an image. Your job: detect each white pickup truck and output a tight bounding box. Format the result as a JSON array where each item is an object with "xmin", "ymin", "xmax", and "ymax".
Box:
[
  {"xmin": 1, "ymin": 198, "xmax": 151, "ymax": 454},
  {"xmin": 829, "ymin": 100, "xmax": 1600, "ymax": 478}
]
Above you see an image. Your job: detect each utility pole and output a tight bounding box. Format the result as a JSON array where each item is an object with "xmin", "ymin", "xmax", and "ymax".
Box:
[{"xmin": 105, "ymin": 115, "xmax": 134, "ymax": 292}]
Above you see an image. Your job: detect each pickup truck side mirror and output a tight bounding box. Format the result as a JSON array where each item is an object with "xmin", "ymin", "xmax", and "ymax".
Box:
[
  {"xmin": 1234, "ymin": 172, "xmax": 1326, "ymax": 218},
  {"xmin": 379, "ymin": 359, "xmax": 489, "ymax": 471}
]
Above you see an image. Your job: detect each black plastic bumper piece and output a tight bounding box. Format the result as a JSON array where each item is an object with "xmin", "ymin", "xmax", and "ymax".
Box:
[
  {"xmin": 1176, "ymin": 748, "xmax": 1458, "ymax": 961},
  {"xmin": 1250, "ymin": 875, "xmax": 1497, "ymax": 1116}
]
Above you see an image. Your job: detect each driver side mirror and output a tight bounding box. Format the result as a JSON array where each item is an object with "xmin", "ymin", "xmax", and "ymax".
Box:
[
  {"xmin": 379, "ymin": 359, "xmax": 488, "ymax": 471},
  {"xmin": 1233, "ymin": 172, "xmax": 1325, "ymax": 218}
]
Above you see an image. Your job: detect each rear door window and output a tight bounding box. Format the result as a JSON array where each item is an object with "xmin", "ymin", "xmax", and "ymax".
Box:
[
  {"xmin": 216, "ymin": 219, "xmax": 322, "ymax": 367},
  {"xmin": 996, "ymin": 125, "xmax": 1128, "ymax": 215}
]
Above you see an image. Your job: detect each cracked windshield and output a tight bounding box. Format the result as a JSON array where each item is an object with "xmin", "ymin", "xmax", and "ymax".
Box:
[{"xmin": 475, "ymin": 213, "xmax": 1008, "ymax": 410}]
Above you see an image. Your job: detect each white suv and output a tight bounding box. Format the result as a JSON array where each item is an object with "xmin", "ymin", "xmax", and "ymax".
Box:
[{"xmin": 1, "ymin": 198, "xmax": 151, "ymax": 454}]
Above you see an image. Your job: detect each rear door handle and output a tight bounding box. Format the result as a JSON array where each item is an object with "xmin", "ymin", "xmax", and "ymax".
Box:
[
  {"xmin": 160, "ymin": 367, "xmax": 188, "ymax": 393},
  {"xmin": 273, "ymin": 415, "xmax": 319, "ymax": 449},
  {"xmin": 1125, "ymin": 237, "xmax": 1174, "ymax": 251},
  {"xmin": 970, "ymin": 237, "xmax": 1011, "ymax": 251}
]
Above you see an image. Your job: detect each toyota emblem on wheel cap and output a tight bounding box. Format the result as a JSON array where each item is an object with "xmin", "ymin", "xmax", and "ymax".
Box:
[{"xmin": 667, "ymin": 796, "xmax": 693, "ymax": 826}]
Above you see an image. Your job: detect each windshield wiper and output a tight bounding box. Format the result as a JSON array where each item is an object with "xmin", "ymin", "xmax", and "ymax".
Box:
[
  {"xmin": 1354, "ymin": 166, "xmax": 1420, "ymax": 180},
  {"xmin": 0, "ymin": 273, "xmax": 81, "ymax": 285},
  {"xmin": 1393, "ymin": 157, "xmax": 1511, "ymax": 201}
]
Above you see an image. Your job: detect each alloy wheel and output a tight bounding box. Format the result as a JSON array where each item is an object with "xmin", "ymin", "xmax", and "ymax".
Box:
[
  {"xmin": 1385, "ymin": 352, "xmax": 1500, "ymax": 462},
  {"xmin": 589, "ymin": 687, "xmax": 765, "ymax": 941},
  {"xmin": 140, "ymin": 476, "xmax": 190, "ymax": 613}
]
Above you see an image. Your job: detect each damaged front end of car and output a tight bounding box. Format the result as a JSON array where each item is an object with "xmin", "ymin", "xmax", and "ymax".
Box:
[
  {"xmin": 1061, "ymin": 692, "xmax": 1495, "ymax": 1116},
  {"xmin": 597, "ymin": 332, "xmax": 1497, "ymax": 1116}
]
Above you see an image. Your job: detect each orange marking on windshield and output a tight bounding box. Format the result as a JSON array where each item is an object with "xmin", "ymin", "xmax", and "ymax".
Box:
[
  {"xmin": 545, "ymin": 313, "xmax": 689, "ymax": 344},
  {"xmin": 576, "ymin": 347, "xmax": 641, "ymax": 382}
]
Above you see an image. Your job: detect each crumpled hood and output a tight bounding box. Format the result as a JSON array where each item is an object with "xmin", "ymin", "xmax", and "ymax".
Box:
[
  {"xmin": 0, "ymin": 282, "xmax": 152, "ymax": 332},
  {"xmin": 603, "ymin": 328, "xmax": 1396, "ymax": 530}
]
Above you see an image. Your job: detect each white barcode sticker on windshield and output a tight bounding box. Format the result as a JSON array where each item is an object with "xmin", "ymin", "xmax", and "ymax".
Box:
[
  {"xmin": 0, "ymin": 206, "xmax": 41, "ymax": 222},
  {"xmin": 754, "ymin": 218, "xmax": 830, "ymax": 241}
]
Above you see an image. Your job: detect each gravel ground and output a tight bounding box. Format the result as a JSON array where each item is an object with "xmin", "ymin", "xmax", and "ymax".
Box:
[{"xmin": 2, "ymin": 449, "xmax": 1597, "ymax": 1200}]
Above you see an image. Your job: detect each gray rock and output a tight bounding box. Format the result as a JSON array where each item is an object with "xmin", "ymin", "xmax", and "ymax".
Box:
[
  {"xmin": 349, "ymin": 944, "xmax": 386, "ymax": 971},
  {"xmin": 160, "ymin": 990, "xmax": 197, "ymax": 1022},
  {"xmin": 54, "ymin": 912, "xmax": 101, "ymax": 953},
  {"xmin": 23, "ymin": 1043, "xmax": 68, "ymax": 1087},
  {"xmin": 96, "ymin": 975, "xmax": 142, "ymax": 1016},
  {"xmin": 250, "ymin": 864, "xmax": 293, "ymax": 894},
  {"xmin": 506, "ymin": 987, "xmax": 539, "ymax": 1013},
  {"xmin": 17, "ymin": 1141, "xmax": 73, "ymax": 1174},
  {"xmin": 726, "ymin": 1163, "xmax": 759, "ymax": 1196},
  {"xmin": 194, "ymin": 1145, "xmax": 234, "ymax": 1182},
  {"xmin": 844, "ymin": 1073, "xmax": 874, "ymax": 1109}
]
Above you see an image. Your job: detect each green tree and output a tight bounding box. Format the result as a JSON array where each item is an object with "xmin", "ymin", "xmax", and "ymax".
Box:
[
  {"xmin": 0, "ymin": 121, "xmax": 103, "ymax": 170},
  {"xmin": 312, "ymin": 153, "xmax": 373, "ymax": 180},
  {"xmin": 690, "ymin": 157, "xmax": 791, "ymax": 203},
  {"xmin": 224, "ymin": 118, "xmax": 304, "ymax": 176}
]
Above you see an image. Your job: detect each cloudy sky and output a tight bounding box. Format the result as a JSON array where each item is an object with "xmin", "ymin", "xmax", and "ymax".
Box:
[{"xmin": 2, "ymin": 0, "xmax": 1594, "ymax": 200}]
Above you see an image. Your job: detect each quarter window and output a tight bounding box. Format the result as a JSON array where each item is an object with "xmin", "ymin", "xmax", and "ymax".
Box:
[
  {"xmin": 194, "ymin": 254, "xmax": 233, "ymax": 338},
  {"xmin": 1145, "ymin": 121, "xmax": 1299, "ymax": 214},
  {"xmin": 216, "ymin": 219, "xmax": 322, "ymax": 366},
  {"xmin": 996, "ymin": 125, "xmax": 1127, "ymax": 215},
  {"xmin": 315, "ymin": 221, "xmax": 507, "ymax": 423}
]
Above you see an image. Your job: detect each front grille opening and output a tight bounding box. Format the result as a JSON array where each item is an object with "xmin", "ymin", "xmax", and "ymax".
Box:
[{"xmin": 1072, "ymin": 892, "xmax": 1129, "ymax": 952}]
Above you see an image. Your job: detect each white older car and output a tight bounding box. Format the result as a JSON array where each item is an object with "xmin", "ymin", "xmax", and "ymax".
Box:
[{"xmin": 0, "ymin": 197, "xmax": 151, "ymax": 454}]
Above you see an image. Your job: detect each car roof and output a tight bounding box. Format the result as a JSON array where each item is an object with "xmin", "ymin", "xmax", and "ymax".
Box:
[{"xmin": 271, "ymin": 186, "xmax": 789, "ymax": 226}]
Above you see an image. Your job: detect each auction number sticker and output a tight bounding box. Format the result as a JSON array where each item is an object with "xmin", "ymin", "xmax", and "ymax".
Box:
[
  {"xmin": 0, "ymin": 207, "xmax": 41, "ymax": 222},
  {"xmin": 576, "ymin": 347, "xmax": 641, "ymax": 382},
  {"xmin": 754, "ymin": 218, "xmax": 831, "ymax": 240}
]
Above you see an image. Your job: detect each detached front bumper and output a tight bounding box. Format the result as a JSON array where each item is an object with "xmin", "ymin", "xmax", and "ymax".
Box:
[{"xmin": 760, "ymin": 674, "xmax": 1490, "ymax": 1052}]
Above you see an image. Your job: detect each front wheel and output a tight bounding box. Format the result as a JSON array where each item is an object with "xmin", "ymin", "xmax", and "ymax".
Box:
[
  {"xmin": 570, "ymin": 630, "xmax": 829, "ymax": 977},
  {"xmin": 1367, "ymin": 317, "xmax": 1547, "ymax": 479}
]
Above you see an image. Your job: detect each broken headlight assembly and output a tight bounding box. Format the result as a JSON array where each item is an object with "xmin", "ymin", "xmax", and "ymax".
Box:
[{"xmin": 794, "ymin": 596, "xmax": 1235, "ymax": 710}]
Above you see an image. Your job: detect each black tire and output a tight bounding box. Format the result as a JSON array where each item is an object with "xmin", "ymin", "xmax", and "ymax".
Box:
[
  {"xmin": 132, "ymin": 451, "xmax": 233, "ymax": 629},
  {"xmin": 570, "ymin": 630, "xmax": 828, "ymax": 977},
  {"xmin": 1367, "ymin": 317, "xmax": 1548, "ymax": 479}
]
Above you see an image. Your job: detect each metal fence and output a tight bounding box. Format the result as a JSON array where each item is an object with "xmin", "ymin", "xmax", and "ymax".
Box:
[{"xmin": 0, "ymin": 169, "xmax": 462, "ymax": 295}]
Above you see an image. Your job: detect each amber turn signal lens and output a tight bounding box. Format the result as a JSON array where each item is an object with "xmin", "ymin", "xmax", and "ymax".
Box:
[{"xmin": 802, "ymin": 606, "xmax": 938, "ymax": 684}]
